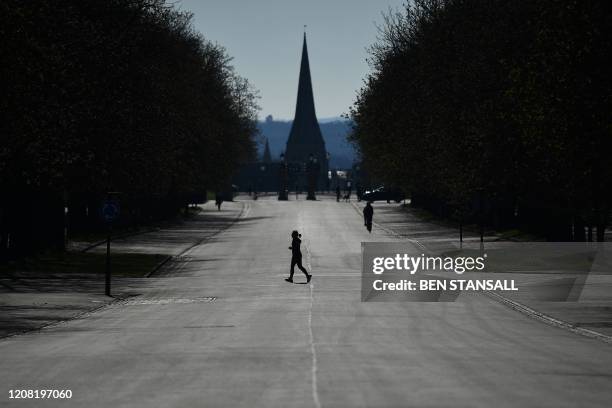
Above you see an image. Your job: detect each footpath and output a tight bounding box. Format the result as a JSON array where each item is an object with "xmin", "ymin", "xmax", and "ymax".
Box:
[
  {"xmin": 353, "ymin": 200, "xmax": 612, "ymax": 340},
  {"xmin": 0, "ymin": 201, "xmax": 244, "ymax": 338}
]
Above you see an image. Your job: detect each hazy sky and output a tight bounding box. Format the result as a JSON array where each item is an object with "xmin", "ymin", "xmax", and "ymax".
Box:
[{"xmin": 177, "ymin": 0, "xmax": 405, "ymax": 120}]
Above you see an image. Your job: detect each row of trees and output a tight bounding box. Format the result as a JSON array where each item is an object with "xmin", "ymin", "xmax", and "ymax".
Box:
[
  {"xmin": 0, "ymin": 0, "xmax": 258, "ymax": 256},
  {"xmin": 349, "ymin": 0, "xmax": 612, "ymax": 241}
]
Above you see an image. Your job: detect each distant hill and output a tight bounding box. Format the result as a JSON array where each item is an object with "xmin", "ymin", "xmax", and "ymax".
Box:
[
  {"xmin": 256, "ymin": 116, "xmax": 356, "ymax": 169},
  {"xmin": 318, "ymin": 116, "xmax": 346, "ymax": 123}
]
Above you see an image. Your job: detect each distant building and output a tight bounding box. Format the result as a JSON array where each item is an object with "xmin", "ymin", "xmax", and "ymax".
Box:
[
  {"xmin": 233, "ymin": 33, "xmax": 330, "ymax": 192},
  {"xmin": 284, "ymin": 33, "xmax": 329, "ymax": 190}
]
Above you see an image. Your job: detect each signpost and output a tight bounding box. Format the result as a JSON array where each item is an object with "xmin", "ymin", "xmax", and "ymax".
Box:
[{"xmin": 101, "ymin": 193, "xmax": 120, "ymax": 297}]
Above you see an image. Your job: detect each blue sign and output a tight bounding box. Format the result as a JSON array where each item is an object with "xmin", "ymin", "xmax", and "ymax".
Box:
[{"xmin": 101, "ymin": 201, "xmax": 120, "ymax": 222}]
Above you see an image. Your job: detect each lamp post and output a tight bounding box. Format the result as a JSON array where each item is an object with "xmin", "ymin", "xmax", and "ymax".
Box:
[
  {"xmin": 306, "ymin": 154, "xmax": 318, "ymax": 201},
  {"xmin": 354, "ymin": 165, "xmax": 361, "ymax": 201},
  {"xmin": 257, "ymin": 164, "xmax": 266, "ymax": 196},
  {"xmin": 326, "ymin": 152, "xmax": 331, "ymax": 192},
  {"xmin": 478, "ymin": 187, "xmax": 485, "ymax": 244},
  {"xmin": 278, "ymin": 153, "xmax": 288, "ymax": 200}
]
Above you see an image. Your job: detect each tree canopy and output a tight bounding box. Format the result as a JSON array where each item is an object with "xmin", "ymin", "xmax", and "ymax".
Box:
[
  {"xmin": 1, "ymin": 0, "xmax": 259, "ymax": 254},
  {"xmin": 349, "ymin": 0, "xmax": 612, "ymax": 240}
]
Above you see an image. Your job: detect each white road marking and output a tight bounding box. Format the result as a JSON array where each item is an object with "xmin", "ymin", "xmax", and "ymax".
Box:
[
  {"xmin": 301, "ymin": 226, "xmax": 322, "ymax": 408},
  {"xmin": 308, "ymin": 280, "xmax": 321, "ymax": 408}
]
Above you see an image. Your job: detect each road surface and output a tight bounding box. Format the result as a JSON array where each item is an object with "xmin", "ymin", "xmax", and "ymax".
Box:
[{"xmin": 2, "ymin": 196, "xmax": 612, "ymax": 407}]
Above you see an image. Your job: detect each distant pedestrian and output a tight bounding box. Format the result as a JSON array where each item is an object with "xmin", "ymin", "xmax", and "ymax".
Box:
[
  {"xmin": 285, "ymin": 230, "xmax": 312, "ymax": 283},
  {"xmin": 215, "ymin": 193, "xmax": 223, "ymax": 211},
  {"xmin": 336, "ymin": 186, "xmax": 341, "ymax": 202},
  {"xmin": 363, "ymin": 202, "xmax": 373, "ymax": 233}
]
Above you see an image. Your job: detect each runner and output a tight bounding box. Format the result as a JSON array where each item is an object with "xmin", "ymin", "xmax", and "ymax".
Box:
[{"xmin": 285, "ymin": 230, "xmax": 312, "ymax": 283}]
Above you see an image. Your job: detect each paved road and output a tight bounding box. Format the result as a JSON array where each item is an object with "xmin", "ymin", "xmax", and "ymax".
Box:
[{"xmin": 2, "ymin": 196, "xmax": 612, "ymax": 407}]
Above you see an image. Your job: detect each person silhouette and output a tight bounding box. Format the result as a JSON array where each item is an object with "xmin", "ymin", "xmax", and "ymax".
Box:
[
  {"xmin": 363, "ymin": 202, "xmax": 374, "ymax": 233},
  {"xmin": 215, "ymin": 193, "xmax": 223, "ymax": 211},
  {"xmin": 285, "ymin": 230, "xmax": 312, "ymax": 283}
]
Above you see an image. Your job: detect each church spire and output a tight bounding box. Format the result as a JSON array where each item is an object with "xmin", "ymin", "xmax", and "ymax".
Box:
[
  {"xmin": 285, "ymin": 32, "xmax": 326, "ymax": 152},
  {"xmin": 284, "ymin": 32, "xmax": 328, "ymax": 188},
  {"xmin": 262, "ymin": 137, "xmax": 272, "ymax": 163},
  {"xmin": 293, "ymin": 32, "xmax": 317, "ymax": 125}
]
